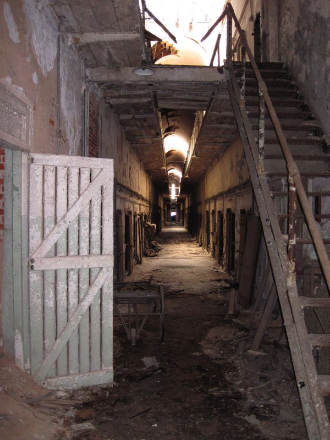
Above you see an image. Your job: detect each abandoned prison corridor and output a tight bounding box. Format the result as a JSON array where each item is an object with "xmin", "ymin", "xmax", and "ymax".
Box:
[
  {"xmin": 94, "ymin": 226, "xmax": 307, "ymax": 440},
  {"xmin": 0, "ymin": 226, "xmax": 308, "ymax": 440}
]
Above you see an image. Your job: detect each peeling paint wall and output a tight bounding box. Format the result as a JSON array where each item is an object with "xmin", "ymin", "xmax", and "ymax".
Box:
[
  {"xmin": 278, "ymin": 0, "xmax": 330, "ymax": 140},
  {"xmin": 100, "ymin": 100, "xmax": 162, "ymax": 278},
  {"xmin": 0, "ymin": 0, "xmax": 84, "ymax": 155}
]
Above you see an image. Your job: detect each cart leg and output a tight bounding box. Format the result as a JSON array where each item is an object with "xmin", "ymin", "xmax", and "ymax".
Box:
[{"xmin": 131, "ymin": 327, "xmax": 137, "ymax": 346}]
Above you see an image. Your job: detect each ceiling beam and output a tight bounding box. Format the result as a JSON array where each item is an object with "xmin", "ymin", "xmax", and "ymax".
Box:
[
  {"xmin": 87, "ymin": 66, "xmax": 226, "ymax": 84},
  {"xmin": 68, "ymin": 32, "xmax": 140, "ymax": 45}
]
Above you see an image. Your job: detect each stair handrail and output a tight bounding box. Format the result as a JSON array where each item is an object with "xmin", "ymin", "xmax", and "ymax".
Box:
[{"xmin": 203, "ymin": 3, "xmax": 330, "ymax": 292}]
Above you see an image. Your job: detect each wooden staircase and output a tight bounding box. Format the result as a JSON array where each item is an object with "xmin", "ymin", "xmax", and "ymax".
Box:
[
  {"xmin": 201, "ymin": 4, "xmax": 330, "ymax": 436},
  {"xmin": 226, "ymin": 59, "xmax": 330, "ymax": 439}
]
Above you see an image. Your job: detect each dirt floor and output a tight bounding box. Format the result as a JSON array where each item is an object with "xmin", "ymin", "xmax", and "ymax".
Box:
[{"xmin": 0, "ymin": 226, "xmax": 309, "ymax": 439}]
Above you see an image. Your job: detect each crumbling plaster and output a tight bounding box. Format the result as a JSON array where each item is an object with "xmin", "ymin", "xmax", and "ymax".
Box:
[{"xmin": 0, "ymin": 0, "xmax": 84, "ymax": 155}]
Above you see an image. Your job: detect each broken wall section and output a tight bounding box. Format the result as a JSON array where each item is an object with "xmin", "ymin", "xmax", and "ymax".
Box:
[{"xmin": 0, "ymin": 0, "xmax": 85, "ymax": 156}]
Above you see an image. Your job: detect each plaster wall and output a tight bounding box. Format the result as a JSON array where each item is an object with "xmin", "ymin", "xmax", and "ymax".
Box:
[
  {"xmin": 0, "ymin": 0, "xmax": 84, "ymax": 155},
  {"xmin": 204, "ymin": 135, "xmax": 250, "ymax": 199},
  {"xmin": 188, "ymin": 135, "xmax": 253, "ymax": 269},
  {"xmin": 229, "ymin": 0, "xmax": 280, "ymax": 62},
  {"xmin": 278, "ymin": 0, "xmax": 330, "ymax": 140},
  {"xmin": 229, "ymin": 0, "xmax": 261, "ymax": 58},
  {"xmin": 101, "ymin": 102, "xmax": 152, "ymax": 210}
]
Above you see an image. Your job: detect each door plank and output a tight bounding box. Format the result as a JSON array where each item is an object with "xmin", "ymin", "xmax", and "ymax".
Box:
[
  {"xmin": 21, "ymin": 153, "xmax": 30, "ymax": 369},
  {"xmin": 29, "ymin": 164, "xmax": 44, "ymax": 376},
  {"xmin": 32, "ymin": 153, "xmax": 107, "ymax": 169},
  {"xmin": 101, "ymin": 165, "xmax": 113, "ymax": 369},
  {"xmin": 33, "ymin": 254, "xmax": 113, "ymax": 270},
  {"xmin": 34, "ymin": 267, "xmax": 111, "ymax": 381},
  {"xmin": 90, "ymin": 168, "xmax": 101, "ymax": 371},
  {"xmin": 68, "ymin": 167, "xmax": 79, "ymax": 374},
  {"xmin": 31, "ymin": 167, "xmax": 108, "ymax": 259},
  {"xmin": 43, "ymin": 165, "xmax": 56, "ymax": 377},
  {"xmin": 56, "ymin": 166, "xmax": 68, "ymax": 376},
  {"xmin": 42, "ymin": 368, "xmax": 113, "ymax": 390},
  {"xmin": 79, "ymin": 168, "xmax": 91, "ymax": 374},
  {"xmin": 3, "ymin": 150, "xmax": 14, "ymax": 356},
  {"xmin": 13, "ymin": 152, "xmax": 24, "ymax": 369}
]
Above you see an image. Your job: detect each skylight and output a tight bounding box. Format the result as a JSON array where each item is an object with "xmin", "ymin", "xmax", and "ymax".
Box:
[{"xmin": 142, "ymin": 0, "xmax": 226, "ymax": 65}]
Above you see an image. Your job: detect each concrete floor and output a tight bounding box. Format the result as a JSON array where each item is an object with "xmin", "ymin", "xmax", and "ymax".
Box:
[{"xmin": 0, "ymin": 226, "xmax": 307, "ymax": 439}]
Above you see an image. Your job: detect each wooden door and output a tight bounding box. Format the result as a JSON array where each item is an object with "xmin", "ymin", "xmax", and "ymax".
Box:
[{"xmin": 29, "ymin": 154, "xmax": 114, "ymax": 389}]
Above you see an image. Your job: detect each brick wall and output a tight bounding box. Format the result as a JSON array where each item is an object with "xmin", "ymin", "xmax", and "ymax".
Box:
[
  {"xmin": 0, "ymin": 148, "xmax": 4, "ymax": 241},
  {"xmin": 89, "ymin": 92, "xmax": 99, "ymax": 158}
]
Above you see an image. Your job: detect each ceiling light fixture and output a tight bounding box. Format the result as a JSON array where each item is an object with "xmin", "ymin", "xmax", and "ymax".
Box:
[{"xmin": 133, "ymin": 59, "xmax": 155, "ymax": 76}]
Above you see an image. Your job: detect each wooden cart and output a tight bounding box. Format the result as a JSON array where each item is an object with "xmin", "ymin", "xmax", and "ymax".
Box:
[{"xmin": 113, "ymin": 282, "xmax": 165, "ymax": 345}]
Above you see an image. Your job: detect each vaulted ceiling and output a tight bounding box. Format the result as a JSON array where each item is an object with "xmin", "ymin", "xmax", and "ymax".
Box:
[{"xmin": 50, "ymin": 0, "xmax": 237, "ymax": 199}]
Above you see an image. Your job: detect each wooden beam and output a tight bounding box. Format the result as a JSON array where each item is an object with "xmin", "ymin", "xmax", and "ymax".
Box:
[
  {"xmin": 87, "ymin": 66, "xmax": 226, "ymax": 84},
  {"xmin": 68, "ymin": 32, "xmax": 141, "ymax": 45}
]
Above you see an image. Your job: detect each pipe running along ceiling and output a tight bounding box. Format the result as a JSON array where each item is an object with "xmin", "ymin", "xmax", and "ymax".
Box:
[{"xmin": 154, "ymin": 37, "xmax": 207, "ymax": 203}]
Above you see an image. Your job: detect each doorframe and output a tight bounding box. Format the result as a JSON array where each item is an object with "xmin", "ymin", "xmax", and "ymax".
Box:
[{"xmin": 2, "ymin": 149, "xmax": 29, "ymax": 370}]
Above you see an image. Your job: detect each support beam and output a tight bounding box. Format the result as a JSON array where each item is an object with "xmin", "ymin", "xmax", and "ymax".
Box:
[
  {"xmin": 68, "ymin": 32, "xmax": 140, "ymax": 45},
  {"xmin": 87, "ymin": 66, "xmax": 226, "ymax": 84}
]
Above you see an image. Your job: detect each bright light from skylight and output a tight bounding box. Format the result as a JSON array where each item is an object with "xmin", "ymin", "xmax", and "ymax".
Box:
[
  {"xmin": 164, "ymin": 134, "xmax": 189, "ymax": 156},
  {"xmin": 142, "ymin": 0, "xmax": 227, "ymax": 65}
]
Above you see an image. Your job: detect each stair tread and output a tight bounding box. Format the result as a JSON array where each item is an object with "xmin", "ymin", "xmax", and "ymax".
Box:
[
  {"xmin": 233, "ymin": 61, "xmax": 285, "ymax": 69},
  {"xmin": 265, "ymin": 137, "xmax": 324, "ymax": 145},
  {"xmin": 309, "ymin": 334, "xmax": 330, "ymax": 347},
  {"xmin": 300, "ymin": 297, "xmax": 330, "ymax": 307},
  {"xmin": 248, "ymin": 112, "xmax": 316, "ymax": 120},
  {"xmin": 265, "ymin": 153, "xmax": 329, "ymax": 160}
]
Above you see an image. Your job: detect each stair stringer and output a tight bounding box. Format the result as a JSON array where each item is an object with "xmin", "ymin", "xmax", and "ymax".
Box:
[{"xmin": 225, "ymin": 63, "xmax": 330, "ymax": 440}]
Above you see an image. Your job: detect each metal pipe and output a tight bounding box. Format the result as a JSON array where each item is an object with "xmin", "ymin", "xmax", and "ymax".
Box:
[
  {"xmin": 258, "ymin": 89, "xmax": 265, "ymax": 173},
  {"xmin": 210, "ymin": 33, "xmax": 221, "ymax": 66},
  {"xmin": 226, "ymin": 12, "xmax": 232, "ymax": 60},
  {"xmin": 240, "ymin": 41, "xmax": 246, "ymax": 104},
  {"xmin": 144, "ymin": 6, "xmax": 177, "ymax": 44},
  {"xmin": 201, "ymin": 8, "xmax": 228, "ymax": 42},
  {"xmin": 226, "ymin": 1, "xmax": 330, "ymax": 292}
]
